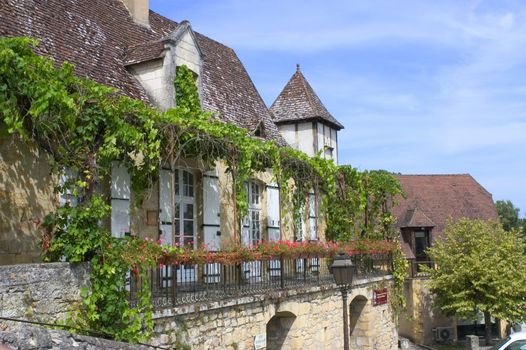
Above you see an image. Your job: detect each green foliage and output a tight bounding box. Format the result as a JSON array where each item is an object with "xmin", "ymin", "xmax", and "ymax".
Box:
[
  {"xmin": 326, "ymin": 167, "xmax": 404, "ymax": 241},
  {"xmin": 496, "ymin": 200, "xmax": 523, "ymax": 233},
  {"xmin": 0, "ymin": 37, "xmax": 160, "ymax": 203},
  {"xmin": 425, "ymin": 219, "xmax": 526, "ymax": 332},
  {"xmin": 175, "ymin": 65, "xmax": 201, "ymax": 113},
  {"xmin": 390, "ymin": 243, "xmax": 409, "ymax": 314},
  {"xmin": 42, "ymin": 197, "xmax": 157, "ymax": 341},
  {"xmin": 42, "ymin": 196, "xmax": 109, "ymax": 262}
]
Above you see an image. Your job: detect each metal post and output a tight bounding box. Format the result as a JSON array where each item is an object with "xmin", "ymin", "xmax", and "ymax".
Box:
[
  {"xmin": 171, "ymin": 266, "xmax": 176, "ymax": 306},
  {"xmin": 341, "ymin": 286, "xmax": 349, "ymax": 350},
  {"xmin": 280, "ymin": 257, "xmax": 284, "ymax": 289}
]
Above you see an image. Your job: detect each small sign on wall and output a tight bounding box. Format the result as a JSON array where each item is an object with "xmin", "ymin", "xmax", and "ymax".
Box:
[
  {"xmin": 373, "ymin": 288, "xmax": 388, "ymax": 306},
  {"xmin": 254, "ymin": 333, "xmax": 266, "ymax": 350}
]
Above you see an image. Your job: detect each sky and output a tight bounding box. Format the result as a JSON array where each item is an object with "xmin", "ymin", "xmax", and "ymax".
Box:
[{"xmin": 150, "ymin": 0, "xmax": 526, "ymax": 216}]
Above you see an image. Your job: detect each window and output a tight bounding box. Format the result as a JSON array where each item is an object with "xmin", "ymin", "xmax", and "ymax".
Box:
[
  {"xmin": 242, "ymin": 180, "xmax": 262, "ymax": 246},
  {"xmin": 414, "ymin": 230, "xmax": 430, "ymax": 260},
  {"xmin": 59, "ymin": 167, "xmax": 78, "ymax": 207},
  {"xmin": 160, "ymin": 168, "xmax": 196, "ymax": 248},
  {"xmin": 506, "ymin": 340, "xmax": 526, "ymax": 350},
  {"xmin": 324, "ymin": 146, "xmax": 334, "ymax": 159}
]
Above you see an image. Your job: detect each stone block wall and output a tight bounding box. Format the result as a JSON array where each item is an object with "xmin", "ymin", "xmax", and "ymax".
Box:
[
  {"xmin": 0, "ymin": 136, "xmax": 59, "ymax": 265},
  {"xmin": 0, "ymin": 263, "xmax": 397, "ymax": 349},
  {"xmin": 0, "ymin": 262, "xmax": 89, "ymax": 324},
  {"xmin": 399, "ymin": 278, "xmax": 456, "ymax": 345},
  {"xmin": 150, "ymin": 277, "xmax": 398, "ymax": 350}
]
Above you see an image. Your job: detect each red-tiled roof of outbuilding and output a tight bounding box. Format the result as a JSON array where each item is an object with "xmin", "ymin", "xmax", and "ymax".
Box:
[{"xmin": 393, "ymin": 174, "xmax": 498, "ymax": 240}]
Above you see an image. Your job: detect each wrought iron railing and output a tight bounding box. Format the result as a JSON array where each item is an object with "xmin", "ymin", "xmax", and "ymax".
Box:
[
  {"xmin": 409, "ymin": 260, "xmax": 434, "ymax": 278},
  {"xmin": 128, "ymin": 253, "xmax": 393, "ymax": 308}
]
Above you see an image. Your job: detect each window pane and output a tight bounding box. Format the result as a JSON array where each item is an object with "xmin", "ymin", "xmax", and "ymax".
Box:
[
  {"xmin": 508, "ymin": 340, "xmax": 526, "ymax": 350},
  {"xmin": 174, "ymin": 220, "xmax": 180, "ymax": 235},
  {"xmin": 184, "ymin": 204, "xmax": 193, "ymax": 219},
  {"xmin": 174, "ymin": 169, "xmax": 179, "ymax": 196},
  {"xmin": 174, "ymin": 203, "xmax": 180, "ymax": 220},
  {"xmin": 183, "ymin": 171, "xmax": 194, "ymax": 197},
  {"xmin": 184, "ymin": 220, "xmax": 194, "ymax": 236}
]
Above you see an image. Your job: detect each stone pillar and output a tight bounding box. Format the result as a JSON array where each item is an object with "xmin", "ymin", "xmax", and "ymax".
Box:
[{"xmin": 466, "ymin": 335, "xmax": 479, "ymax": 350}]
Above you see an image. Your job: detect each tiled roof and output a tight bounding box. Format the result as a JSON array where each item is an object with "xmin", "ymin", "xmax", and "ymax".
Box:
[
  {"xmin": 400, "ymin": 240, "xmax": 416, "ymax": 260},
  {"xmin": 400, "ymin": 208, "xmax": 435, "ymax": 228},
  {"xmin": 124, "ymin": 40, "xmax": 166, "ymax": 66},
  {"xmin": 0, "ymin": 0, "xmax": 285, "ymax": 145},
  {"xmin": 269, "ymin": 66, "xmax": 344, "ymax": 130},
  {"xmin": 392, "ymin": 174, "xmax": 498, "ymax": 240}
]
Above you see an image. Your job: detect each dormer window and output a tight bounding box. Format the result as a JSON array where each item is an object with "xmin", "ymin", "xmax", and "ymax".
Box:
[
  {"xmin": 324, "ymin": 146, "xmax": 334, "ymax": 159},
  {"xmin": 252, "ymin": 122, "xmax": 265, "ymax": 138}
]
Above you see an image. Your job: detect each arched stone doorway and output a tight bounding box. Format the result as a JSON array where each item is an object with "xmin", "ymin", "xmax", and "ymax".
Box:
[
  {"xmin": 266, "ymin": 311, "xmax": 296, "ymax": 350},
  {"xmin": 349, "ymin": 295, "xmax": 370, "ymax": 349}
]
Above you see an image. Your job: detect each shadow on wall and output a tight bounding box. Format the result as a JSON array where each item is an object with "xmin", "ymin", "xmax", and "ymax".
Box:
[
  {"xmin": 349, "ymin": 295, "xmax": 369, "ymax": 350},
  {"xmin": 417, "ymin": 281, "xmax": 457, "ymax": 345},
  {"xmin": 266, "ymin": 311, "xmax": 296, "ymax": 350},
  {"xmin": 0, "ymin": 135, "xmax": 58, "ymax": 264}
]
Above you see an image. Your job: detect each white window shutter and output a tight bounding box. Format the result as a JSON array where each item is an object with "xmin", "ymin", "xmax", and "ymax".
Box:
[
  {"xmin": 309, "ymin": 192, "xmax": 317, "ymax": 240},
  {"xmin": 266, "ymin": 183, "xmax": 280, "ymax": 242},
  {"xmin": 203, "ymin": 171, "xmax": 221, "ymax": 251},
  {"xmin": 159, "ymin": 169, "xmax": 173, "ymax": 245},
  {"xmin": 111, "ymin": 162, "xmax": 131, "ymax": 238}
]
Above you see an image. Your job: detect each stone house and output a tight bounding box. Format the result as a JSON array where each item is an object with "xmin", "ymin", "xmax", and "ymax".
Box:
[
  {"xmin": 0, "ymin": 2, "xmax": 402, "ymax": 349},
  {"xmin": 393, "ymin": 174, "xmax": 499, "ymax": 345},
  {"xmin": 0, "ymin": 0, "xmax": 342, "ymax": 266}
]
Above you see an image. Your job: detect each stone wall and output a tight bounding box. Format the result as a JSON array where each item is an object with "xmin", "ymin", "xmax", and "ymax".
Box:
[
  {"xmin": 150, "ymin": 277, "xmax": 398, "ymax": 350},
  {"xmin": 399, "ymin": 278, "xmax": 456, "ymax": 345},
  {"xmin": 0, "ymin": 263, "xmax": 397, "ymax": 349},
  {"xmin": 0, "ymin": 262, "xmax": 89, "ymax": 323},
  {"xmin": 0, "ymin": 323, "xmax": 151, "ymax": 350},
  {"xmin": 0, "ymin": 135, "xmax": 59, "ymax": 265}
]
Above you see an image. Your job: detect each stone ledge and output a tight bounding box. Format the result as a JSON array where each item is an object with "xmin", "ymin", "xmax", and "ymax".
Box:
[{"xmin": 154, "ymin": 275, "xmax": 393, "ymax": 318}]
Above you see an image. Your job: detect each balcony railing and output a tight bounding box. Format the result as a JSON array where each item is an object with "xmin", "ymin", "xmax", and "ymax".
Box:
[
  {"xmin": 128, "ymin": 253, "xmax": 392, "ymax": 308},
  {"xmin": 409, "ymin": 260, "xmax": 434, "ymax": 278}
]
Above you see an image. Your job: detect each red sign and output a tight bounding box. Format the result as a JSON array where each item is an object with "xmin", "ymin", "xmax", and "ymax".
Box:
[{"xmin": 373, "ymin": 288, "xmax": 388, "ymax": 306}]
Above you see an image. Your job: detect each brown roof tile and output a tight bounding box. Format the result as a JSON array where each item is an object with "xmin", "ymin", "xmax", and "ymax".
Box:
[
  {"xmin": 124, "ymin": 40, "xmax": 166, "ymax": 65},
  {"xmin": 0, "ymin": 0, "xmax": 285, "ymax": 144},
  {"xmin": 392, "ymin": 174, "xmax": 498, "ymax": 240},
  {"xmin": 269, "ymin": 66, "xmax": 344, "ymax": 130},
  {"xmin": 401, "ymin": 208, "xmax": 435, "ymax": 228}
]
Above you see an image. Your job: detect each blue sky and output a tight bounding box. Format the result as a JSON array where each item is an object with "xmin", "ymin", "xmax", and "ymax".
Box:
[{"xmin": 151, "ymin": 0, "xmax": 526, "ymax": 216}]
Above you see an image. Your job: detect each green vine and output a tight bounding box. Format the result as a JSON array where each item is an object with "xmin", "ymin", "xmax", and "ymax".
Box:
[{"xmin": 1, "ymin": 37, "xmax": 409, "ymax": 341}]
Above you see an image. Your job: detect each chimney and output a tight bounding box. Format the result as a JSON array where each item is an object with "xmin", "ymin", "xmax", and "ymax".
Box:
[{"xmin": 121, "ymin": 0, "xmax": 150, "ymax": 27}]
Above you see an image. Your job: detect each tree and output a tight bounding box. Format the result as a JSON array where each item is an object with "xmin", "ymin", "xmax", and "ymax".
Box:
[
  {"xmin": 496, "ymin": 200, "xmax": 521, "ymax": 232},
  {"xmin": 425, "ymin": 218, "xmax": 526, "ymax": 345}
]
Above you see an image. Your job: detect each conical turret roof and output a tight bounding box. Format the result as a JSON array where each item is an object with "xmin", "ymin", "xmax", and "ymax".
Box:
[{"xmin": 270, "ymin": 65, "xmax": 344, "ymax": 130}]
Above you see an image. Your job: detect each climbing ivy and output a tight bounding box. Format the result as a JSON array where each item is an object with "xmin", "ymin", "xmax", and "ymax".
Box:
[
  {"xmin": 326, "ymin": 167, "xmax": 404, "ymax": 241},
  {"xmin": 0, "ymin": 37, "xmax": 409, "ymax": 341}
]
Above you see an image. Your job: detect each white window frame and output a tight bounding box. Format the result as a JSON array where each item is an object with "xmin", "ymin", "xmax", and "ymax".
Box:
[
  {"xmin": 160, "ymin": 168, "xmax": 197, "ymax": 248},
  {"xmin": 242, "ymin": 180, "xmax": 262, "ymax": 246}
]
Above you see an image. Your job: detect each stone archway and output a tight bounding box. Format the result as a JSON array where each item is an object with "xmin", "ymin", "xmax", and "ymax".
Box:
[
  {"xmin": 349, "ymin": 295, "xmax": 370, "ymax": 349},
  {"xmin": 266, "ymin": 311, "xmax": 296, "ymax": 350}
]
